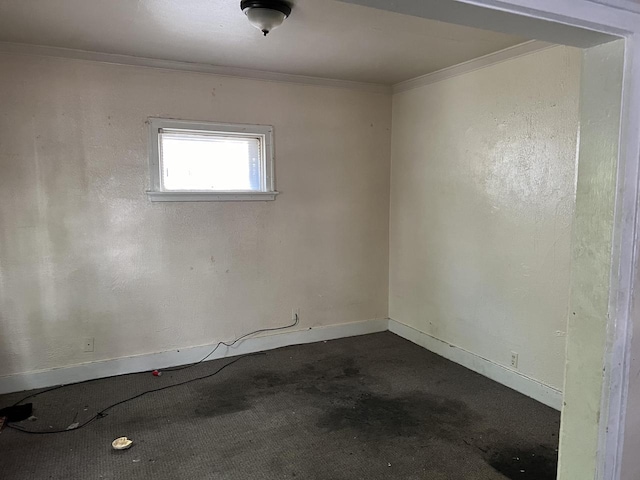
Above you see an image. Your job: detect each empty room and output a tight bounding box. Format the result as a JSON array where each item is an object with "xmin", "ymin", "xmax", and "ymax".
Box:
[{"xmin": 1, "ymin": 1, "xmax": 639, "ymax": 479}]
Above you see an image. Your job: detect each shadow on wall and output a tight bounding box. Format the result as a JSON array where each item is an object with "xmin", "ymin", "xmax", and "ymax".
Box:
[
  {"xmin": 0, "ymin": 315, "xmax": 14, "ymax": 383},
  {"xmin": 0, "ymin": 93, "xmax": 158, "ymax": 381}
]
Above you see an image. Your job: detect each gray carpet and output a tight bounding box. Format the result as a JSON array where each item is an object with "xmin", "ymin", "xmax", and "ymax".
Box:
[{"xmin": 0, "ymin": 332, "xmax": 560, "ymax": 479}]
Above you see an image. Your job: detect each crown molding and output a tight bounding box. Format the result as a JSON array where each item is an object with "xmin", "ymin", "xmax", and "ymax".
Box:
[
  {"xmin": 0, "ymin": 40, "xmax": 557, "ymax": 96},
  {"xmin": 392, "ymin": 40, "xmax": 556, "ymax": 94},
  {"xmin": 0, "ymin": 42, "xmax": 391, "ymax": 94},
  {"xmin": 587, "ymin": 0, "xmax": 640, "ymax": 14}
]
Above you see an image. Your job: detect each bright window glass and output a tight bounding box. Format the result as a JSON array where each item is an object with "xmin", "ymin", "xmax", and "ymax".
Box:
[{"xmin": 159, "ymin": 130, "xmax": 263, "ymax": 192}]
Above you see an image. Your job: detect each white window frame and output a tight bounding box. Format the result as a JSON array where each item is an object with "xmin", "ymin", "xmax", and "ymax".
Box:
[{"xmin": 146, "ymin": 118, "xmax": 278, "ymax": 202}]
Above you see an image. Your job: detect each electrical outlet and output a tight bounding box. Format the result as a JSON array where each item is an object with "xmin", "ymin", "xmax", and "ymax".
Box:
[
  {"xmin": 83, "ymin": 337, "xmax": 95, "ymax": 352},
  {"xmin": 292, "ymin": 307, "xmax": 300, "ymax": 322},
  {"xmin": 510, "ymin": 351, "xmax": 519, "ymax": 369}
]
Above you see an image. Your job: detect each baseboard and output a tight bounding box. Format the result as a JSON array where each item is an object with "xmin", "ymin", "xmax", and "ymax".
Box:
[
  {"xmin": 0, "ymin": 317, "xmax": 565, "ymax": 410},
  {"xmin": 0, "ymin": 318, "xmax": 388, "ymax": 395},
  {"xmin": 388, "ymin": 319, "xmax": 563, "ymax": 411}
]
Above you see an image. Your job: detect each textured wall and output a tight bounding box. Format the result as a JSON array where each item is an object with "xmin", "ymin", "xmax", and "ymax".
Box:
[
  {"xmin": 389, "ymin": 46, "xmax": 581, "ymax": 390},
  {"xmin": 558, "ymin": 40, "xmax": 624, "ymax": 480},
  {"xmin": 0, "ymin": 53, "xmax": 391, "ymax": 377}
]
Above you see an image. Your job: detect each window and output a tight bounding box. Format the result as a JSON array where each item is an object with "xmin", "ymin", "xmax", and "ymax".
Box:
[{"xmin": 146, "ymin": 118, "xmax": 277, "ymax": 201}]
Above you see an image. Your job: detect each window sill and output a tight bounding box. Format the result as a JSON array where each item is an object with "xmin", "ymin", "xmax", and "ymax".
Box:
[{"xmin": 146, "ymin": 191, "xmax": 279, "ymax": 202}]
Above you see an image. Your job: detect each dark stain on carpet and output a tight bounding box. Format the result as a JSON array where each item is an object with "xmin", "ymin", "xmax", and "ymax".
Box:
[
  {"xmin": 0, "ymin": 332, "xmax": 562, "ymax": 480},
  {"xmin": 195, "ymin": 355, "xmax": 478, "ymax": 446},
  {"xmin": 317, "ymin": 391, "xmax": 474, "ymax": 440},
  {"xmin": 194, "ymin": 356, "xmax": 364, "ymax": 417},
  {"xmin": 487, "ymin": 445, "xmax": 558, "ymax": 480}
]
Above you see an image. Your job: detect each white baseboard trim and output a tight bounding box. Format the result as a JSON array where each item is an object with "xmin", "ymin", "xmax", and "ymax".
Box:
[
  {"xmin": 0, "ymin": 317, "xmax": 564, "ymax": 410},
  {"xmin": 388, "ymin": 319, "xmax": 563, "ymax": 411},
  {"xmin": 0, "ymin": 318, "xmax": 388, "ymax": 395}
]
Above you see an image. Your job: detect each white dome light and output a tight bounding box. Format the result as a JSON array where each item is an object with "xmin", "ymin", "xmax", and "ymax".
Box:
[{"xmin": 241, "ymin": 0, "xmax": 292, "ymax": 36}]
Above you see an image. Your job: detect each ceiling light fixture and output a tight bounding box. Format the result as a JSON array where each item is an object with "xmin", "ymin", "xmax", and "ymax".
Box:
[{"xmin": 240, "ymin": 0, "xmax": 292, "ymax": 37}]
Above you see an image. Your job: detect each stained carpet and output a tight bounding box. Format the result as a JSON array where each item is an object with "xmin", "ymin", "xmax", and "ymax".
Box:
[{"xmin": 0, "ymin": 332, "xmax": 560, "ymax": 479}]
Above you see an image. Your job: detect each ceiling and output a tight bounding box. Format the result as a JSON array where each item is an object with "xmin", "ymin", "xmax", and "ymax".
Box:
[{"xmin": 0, "ymin": 0, "xmax": 529, "ymax": 85}]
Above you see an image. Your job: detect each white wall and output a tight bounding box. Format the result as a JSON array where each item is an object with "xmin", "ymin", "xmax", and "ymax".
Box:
[
  {"xmin": 0, "ymin": 53, "xmax": 391, "ymax": 378},
  {"xmin": 389, "ymin": 46, "xmax": 581, "ymax": 391},
  {"xmin": 559, "ymin": 40, "xmax": 624, "ymax": 480}
]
